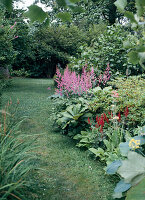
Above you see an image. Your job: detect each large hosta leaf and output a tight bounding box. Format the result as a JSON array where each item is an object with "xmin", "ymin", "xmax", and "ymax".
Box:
[
  {"xmin": 24, "ymin": 5, "xmax": 48, "ymax": 23},
  {"xmin": 106, "ymin": 160, "xmax": 122, "ymax": 175},
  {"xmin": 126, "ymin": 177, "xmax": 145, "ymax": 200},
  {"xmin": 114, "ymin": 180, "xmax": 131, "ymax": 193},
  {"xmin": 118, "ymin": 151, "xmax": 145, "ymax": 185}
]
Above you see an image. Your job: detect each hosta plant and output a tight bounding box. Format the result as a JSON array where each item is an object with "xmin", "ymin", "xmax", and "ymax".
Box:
[
  {"xmin": 56, "ymin": 103, "xmax": 92, "ymax": 136},
  {"xmin": 107, "ymin": 133, "xmax": 145, "ymax": 199}
]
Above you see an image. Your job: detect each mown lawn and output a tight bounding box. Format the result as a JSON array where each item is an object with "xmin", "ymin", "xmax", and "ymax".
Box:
[{"xmin": 2, "ymin": 78, "xmax": 117, "ymax": 200}]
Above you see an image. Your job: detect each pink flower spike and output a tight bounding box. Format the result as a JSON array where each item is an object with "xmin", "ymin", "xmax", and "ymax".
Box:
[
  {"xmin": 47, "ymin": 87, "xmax": 51, "ymax": 90},
  {"xmin": 14, "ymin": 36, "xmax": 18, "ymax": 39}
]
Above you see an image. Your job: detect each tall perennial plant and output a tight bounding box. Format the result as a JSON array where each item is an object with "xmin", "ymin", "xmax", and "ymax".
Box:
[{"xmin": 55, "ymin": 65, "xmax": 110, "ymax": 96}]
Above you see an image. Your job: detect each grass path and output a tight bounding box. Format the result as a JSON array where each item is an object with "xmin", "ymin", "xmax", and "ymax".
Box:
[{"xmin": 2, "ymin": 78, "xmax": 116, "ymax": 200}]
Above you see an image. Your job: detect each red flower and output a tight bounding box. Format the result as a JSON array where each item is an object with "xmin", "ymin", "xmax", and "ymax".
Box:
[
  {"xmin": 88, "ymin": 117, "xmax": 91, "ymax": 125},
  {"xmin": 124, "ymin": 107, "xmax": 129, "ymax": 118},
  {"xmin": 118, "ymin": 112, "xmax": 121, "ymax": 122},
  {"xmin": 96, "ymin": 116, "xmax": 99, "ymax": 122},
  {"xmin": 103, "ymin": 113, "xmax": 109, "ymax": 123}
]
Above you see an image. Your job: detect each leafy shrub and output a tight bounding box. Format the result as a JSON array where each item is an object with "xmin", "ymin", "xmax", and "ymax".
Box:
[
  {"xmin": 0, "ymin": 102, "xmax": 40, "ymax": 199},
  {"xmin": 0, "ymin": 7, "xmax": 17, "ymax": 70},
  {"xmin": 69, "ymin": 25, "xmax": 142, "ymax": 75},
  {"xmin": 15, "ymin": 24, "xmax": 86, "ymax": 78},
  {"xmin": 89, "ymin": 76, "xmax": 145, "ymax": 129},
  {"xmin": 11, "ymin": 68, "xmax": 30, "ymax": 77},
  {"xmin": 109, "ymin": 76, "xmax": 145, "ymax": 128}
]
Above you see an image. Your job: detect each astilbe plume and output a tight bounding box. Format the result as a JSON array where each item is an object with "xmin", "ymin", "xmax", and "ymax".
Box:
[
  {"xmin": 98, "ymin": 64, "xmax": 111, "ymax": 86},
  {"xmin": 55, "ymin": 66, "xmax": 96, "ymax": 96}
]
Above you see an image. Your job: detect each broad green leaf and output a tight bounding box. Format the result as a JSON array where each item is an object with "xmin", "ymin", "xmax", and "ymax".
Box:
[
  {"xmin": 124, "ymin": 11, "xmax": 137, "ymax": 24},
  {"xmin": 136, "ymin": 46, "xmax": 145, "ymax": 52},
  {"xmin": 135, "ymin": 0, "xmax": 145, "ymax": 16},
  {"xmin": 57, "ymin": 12, "xmax": 72, "ymax": 22},
  {"xmin": 106, "ymin": 160, "xmax": 122, "ymax": 175},
  {"xmin": 71, "ymin": 6, "xmax": 85, "ymax": 13},
  {"xmin": 80, "ymin": 138, "xmax": 89, "ymax": 143},
  {"xmin": 73, "ymin": 134, "xmax": 82, "ymax": 140},
  {"xmin": 112, "ymin": 192, "xmax": 123, "ymax": 199},
  {"xmin": 89, "ymin": 147, "xmax": 104, "ymax": 157},
  {"xmin": 114, "ymin": 180, "xmax": 131, "ymax": 193},
  {"xmin": 56, "ymin": 0, "xmax": 66, "ymax": 7},
  {"xmin": 114, "ymin": 0, "xmax": 127, "ymax": 12},
  {"xmin": 73, "ymin": 104, "xmax": 81, "ymax": 115},
  {"xmin": 73, "ymin": 113, "xmax": 83, "ymax": 120},
  {"xmin": 133, "ymin": 135, "xmax": 145, "ymax": 145},
  {"xmin": 24, "ymin": 5, "xmax": 47, "ymax": 23},
  {"xmin": 119, "ymin": 142, "xmax": 132, "ymax": 156},
  {"xmin": 123, "ymin": 40, "xmax": 133, "ymax": 49},
  {"xmin": 62, "ymin": 112, "xmax": 73, "ymax": 119},
  {"xmin": 126, "ymin": 177, "xmax": 145, "ymax": 200},
  {"xmin": 0, "ymin": 0, "xmax": 13, "ymax": 11},
  {"xmin": 66, "ymin": 105, "xmax": 74, "ymax": 115},
  {"xmin": 118, "ymin": 151, "xmax": 145, "ymax": 185},
  {"xmin": 128, "ymin": 51, "xmax": 140, "ymax": 64}
]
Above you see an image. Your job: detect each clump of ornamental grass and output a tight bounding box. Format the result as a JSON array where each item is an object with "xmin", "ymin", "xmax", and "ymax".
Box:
[{"xmin": 0, "ymin": 100, "xmax": 40, "ymax": 200}]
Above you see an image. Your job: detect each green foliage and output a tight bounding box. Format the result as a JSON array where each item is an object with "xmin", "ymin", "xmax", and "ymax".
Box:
[
  {"xmin": 89, "ymin": 77, "xmax": 145, "ymax": 128},
  {"xmin": 25, "ymin": 5, "xmax": 48, "ymax": 23},
  {"xmin": 88, "ymin": 86, "xmax": 113, "ymax": 113},
  {"xmin": 107, "ymin": 131, "xmax": 145, "ymax": 199},
  {"xmin": 16, "ymin": 24, "xmax": 86, "ymax": 78},
  {"xmin": 0, "ymin": 7, "xmax": 17, "ymax": 70},
  {"xmin": 69, "ymin": 25, "xmax": 140, "ymax": 74},
  {"xmin": 0, "ymin": 0, "xmax": 13, "ymax": 11},
  {"xmin": 109, "ymin": 76, "xmax": 145, "ymax": 128},
  {"xmin": 56, "ymin": 103, "xmax": 92, "ymax": 136},
  {"xmin": 73, "ymin": 129, "xmax": 100, "ymax": 148},
  {"xmin": 0, "ymin": 104, "xmax": 40, "ymax": 199},
  {"xmin": 116, "ymin": 151, "xmax": 145, "ymax": 197},
  {"xmin": 89, "ymin": 127, "xmax": 124, "ymax": 165},
  {"xmin": 114, "ymin": 0, "xmax": 145, "ymax": 69},
  {"xmin": 126, "ymin": 177, "xmax": 145, "ymax": 200},
  {"xmin": 11, "ymin": 68, "xmax": 30, "ymax": 77},
  {"xmin": 57, "ymin": 12, "xmax": 72, "ymax": 22}
]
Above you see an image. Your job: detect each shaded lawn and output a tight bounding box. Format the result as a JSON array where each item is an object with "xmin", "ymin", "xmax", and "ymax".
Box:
[{"xmin": 2, "ymin": 78, "xmax": 117, "ymax": 200}]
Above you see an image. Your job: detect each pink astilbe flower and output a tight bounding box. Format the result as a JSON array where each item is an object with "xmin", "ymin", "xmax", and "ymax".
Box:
[
  {"xmin": 98, "ymin": 64, "xmax": 111, "ymax": 86},
  {"xmin": 14, "ymin": 36, "xmax": 18, "ymax": 39},
  {"xmin": 10, "ymin": 22, "xmax": 17, "ymax": 29},
  {"xmin": 55, "ymin": 66, "xmax": 96, "ymax": 96}
]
